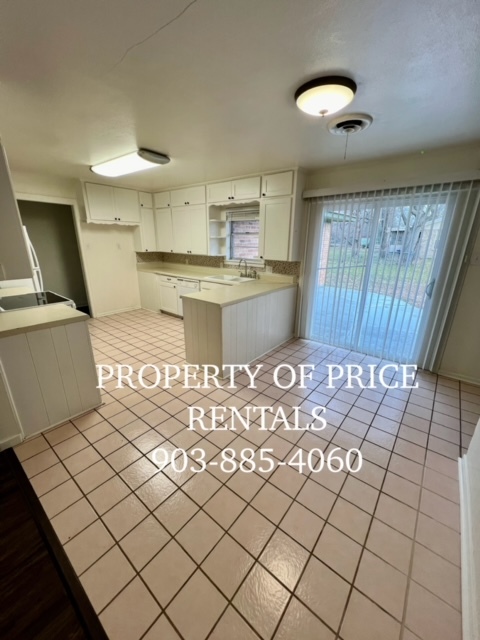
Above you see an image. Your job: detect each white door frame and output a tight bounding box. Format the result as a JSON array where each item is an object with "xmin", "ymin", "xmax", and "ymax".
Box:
[{"xmin": 15, "ymin": 193, "xmax": 96, "ymax": 317}]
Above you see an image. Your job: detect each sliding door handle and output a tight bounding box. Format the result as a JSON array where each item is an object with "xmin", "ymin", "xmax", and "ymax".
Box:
[{"xmin": 425, "ymin": 279, "xmax": 436, "ymax": 299}]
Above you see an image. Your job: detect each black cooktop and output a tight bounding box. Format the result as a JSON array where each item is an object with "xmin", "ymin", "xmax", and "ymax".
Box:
[{"xmin": 0, "ymin": 291, "xmax": 71, "ymax": 311}]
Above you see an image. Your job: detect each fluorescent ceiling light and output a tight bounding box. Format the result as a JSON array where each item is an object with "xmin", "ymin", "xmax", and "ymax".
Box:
[
  {"xmin": 90, "ymin": 149, "xmax": 170, "ymax": 177},
  {"xmin": 295, "ymin": 76, "xmax": 357, "ymax": 117}
]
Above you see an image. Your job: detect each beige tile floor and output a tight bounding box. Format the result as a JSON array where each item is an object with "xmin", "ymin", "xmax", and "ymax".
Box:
[{"xmin": 15, "ymin": 309, "xmax": 479, "ymax": 640}]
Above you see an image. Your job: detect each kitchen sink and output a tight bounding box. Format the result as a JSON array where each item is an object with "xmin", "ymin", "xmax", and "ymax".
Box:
[{"xmin": 204, "ymin": 275, "xmax": 252, "ymax": 283}]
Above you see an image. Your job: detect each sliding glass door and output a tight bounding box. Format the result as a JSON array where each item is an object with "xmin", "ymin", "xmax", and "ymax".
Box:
[{"xmin": 304, "ymin": 182, "xmax": 480, "ymax": 364}]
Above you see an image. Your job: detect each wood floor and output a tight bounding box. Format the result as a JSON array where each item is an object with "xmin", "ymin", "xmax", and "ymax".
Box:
[{"xmin": 0, "ymin": 448, "xmax": 106, "ymax": 640}]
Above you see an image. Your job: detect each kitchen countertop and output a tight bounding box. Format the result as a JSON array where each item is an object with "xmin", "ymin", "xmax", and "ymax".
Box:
[
  {"xmin": 0, "ymin": 304, "xmax": 88, "ymax": 338},
  {"xmin": 0, "ymin": 287, "xmax": 36, "ymax": 297},
  {"xmin": 136, "ymin": 262, "xmax": 295, "ymax": 285},
  {"xmin": 183, "ymin": 282, "xmax": 296, "ymax": 308}
]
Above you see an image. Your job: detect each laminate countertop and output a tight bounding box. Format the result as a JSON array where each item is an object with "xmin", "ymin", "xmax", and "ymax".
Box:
[
  {"xmin": 136, "ymin": 262, "xmax": 295, "ymax": 285},
  {"xmin": 183, "ymin": 282, "xmax": 297, "ymax": 308},
  {"xmin": 0, "ymin": 305, "xmax": 88, "ymax": 338}
]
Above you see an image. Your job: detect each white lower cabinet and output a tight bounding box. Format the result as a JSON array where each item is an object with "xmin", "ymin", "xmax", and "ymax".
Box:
[
  {"xmin": 159, "ymin": 277, "xmax": 178, "ymax": 314},
  {"xmin": 138, "ymin": 272, "xmax": 160, "ymax": 311},
  {"xmin": 0, "ymin": 321, "xmax": 101, "ymax": 444}
]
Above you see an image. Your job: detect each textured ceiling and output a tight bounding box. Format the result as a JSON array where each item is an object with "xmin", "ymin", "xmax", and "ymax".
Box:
[{"xmin": 0, "ymin": 0, "xmax": 479, "ymax": 189}]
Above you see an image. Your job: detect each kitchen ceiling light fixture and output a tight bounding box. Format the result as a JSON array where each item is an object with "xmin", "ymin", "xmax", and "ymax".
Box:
[
  {"xmin": 295, "ymin": 76, "xmax": 357, "ymax": 117},
  {"xmin": 90, "ymin": 149, "xmax": 170, "ymax": 177}
]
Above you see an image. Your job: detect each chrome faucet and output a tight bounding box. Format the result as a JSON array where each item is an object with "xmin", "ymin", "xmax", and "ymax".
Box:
[{"xmin": 237, "ymin": 258, "xmax": 248, "ymax": 277}]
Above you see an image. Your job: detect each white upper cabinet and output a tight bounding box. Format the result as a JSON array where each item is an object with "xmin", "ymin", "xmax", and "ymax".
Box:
[
  {"xmin": 113, "ymin": 187, "xmax": 140, "ymax": 223},
  {"xmin": 155, "ymin": 208, "xmax": 174, "ymax": 253},
  {"xmin": 261, "ymin": 171, "xmax": 293, "ymax": 198},
  {"xmin": 207, "ymin": 181, "xmax": 232, "ymax": 203},
  {"xmin": 134, "ymin": 209, "xmax": 156, "ymax": 252},
  {"xmin": 259, "ymin": 197, "xmax": 292, "ymax": 261},
  {"xmin": 85, "ymin": 183, "xmax": 116, "ymax": 221},
  {"xmin": 233, "ymin": 176, "xmax": 261, "ymax": 200},
  {"xmin": 154, "ymin": 191, "xmax": 171, "ymax": 209},
  {"xmin": 139, "ymin": 192, "xmax": 153, "ymax": 208},
  {"xmin": 172, "ymin": 205, "xmax": 208, "ymax": 255},
  {"xmin": 170, "ymin": 185, "xmax": 206, "ymax": 207},
  {"xmin": 207, "ymin": 176, "xmax": 261, "ymax": 203},
  {"xmin": 85, "ymin": 183, "xmax": 140, "ymax": 224}
]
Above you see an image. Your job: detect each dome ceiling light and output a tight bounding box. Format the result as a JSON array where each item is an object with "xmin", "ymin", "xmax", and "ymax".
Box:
[
  {"xmin": 295, "ymin": 76, "xmax": 357, "ymax": 117},
  {"xmin": 91, "ymin": 149, "xmax": 170, "ymax": 177}
]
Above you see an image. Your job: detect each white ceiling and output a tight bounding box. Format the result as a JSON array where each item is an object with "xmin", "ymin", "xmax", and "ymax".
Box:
[{"xmin": 1, "ymin": 0, "xmax": 479, "ymax": 190}]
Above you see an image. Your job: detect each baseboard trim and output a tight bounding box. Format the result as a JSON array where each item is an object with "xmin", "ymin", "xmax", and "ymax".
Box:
[
  {"xmin": 0, "ymin": 433, "xmax": 23, "ymax": 451},
  {"xmin": 438, "ymin": 370, "xmax": 480, "ymax": 387},
  {"xmin": 459, "ymin": 454, "xmax": 480, "ymax": 640},
  {"xmin": 94, "ymin": 305, "xmax": 141, "ymax": 318}
]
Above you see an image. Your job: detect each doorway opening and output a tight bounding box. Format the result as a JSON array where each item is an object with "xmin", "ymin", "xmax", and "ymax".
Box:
[
  {"xmin": 302, "ymin": 182, "xmax": 480, "ymax": 365},
  {"xmin": 18, "ymin": 200, "xmax": 90, "ymax": 315}
]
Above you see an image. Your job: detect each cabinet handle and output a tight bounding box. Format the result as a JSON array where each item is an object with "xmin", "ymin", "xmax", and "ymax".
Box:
[
  {"xmin": 260, "ymin": 255, "xmax": 263, "ymax": 259},
  {"xmin": 262, "ymin": 193, "xmax": 266, "ymax": 196}
]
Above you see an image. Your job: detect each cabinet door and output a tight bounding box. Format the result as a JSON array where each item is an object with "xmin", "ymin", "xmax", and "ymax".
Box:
[
  {"xmin": 154, "ymin": 191, "xmax": 170, "ymax": 208},
  {"xmin": 85, "ymin": 183, "xmax": 116, "ymax": 221},
  {"xmin": 139, "ymin": 192, "xmax": 153, "ymax": 208},
  {"xmin": 232, "ymin": 176, "xmax": 261, "ymax": 200},
  {"xmin": 171, "ymin": 185, "xmax": 206, "ymax": 207},
  {"xmin": 135, "ymin": 209, "xmax": 156, "ymax": 252},
  {"xmin": 159, "ymin": 282, "xmax": 178, "ymax": 314},
  {"xmin": 113, "ymin": 187, "xmax": 140, "ymax": 223},
  {"xmin": 188, "ymin": 205, "xmax": 208, "ymax": 255},
  {"xmin": 138, "ymin": 271, "xmax": 159, "ymax": 311},
  {"xmin": 207, "ymin": 181, "xmax": 232, "ymax": 203},
  {"xmin": 260, "ymin": 198, "xmax": 291, "ymax": 261},
  {"xmin": 172, "ymin": 207, "xmax": 191, "ymax": 253},
  {"xmin": 261, "ymin": 171, "xmax": 293, "ymax": 198},
  {"xmin": 154, "ymin": 208, "xmax": 174, "ymax": 252}
]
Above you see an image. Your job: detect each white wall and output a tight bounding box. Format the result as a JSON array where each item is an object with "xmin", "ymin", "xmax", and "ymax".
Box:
[
  {"xmin": 305, "ymin": 143, "xmax": 480, "ymax": 384},
  {"xmin": 11, "ymin": 171, "xmax": 140, "ymax": 317},
  {"xmin": 305, "ymin": 143, "xmax": 480, "ymax": 191},
  {"xmin": 440, "ymin": 224, "xmax": 480, "ymax": 384}
]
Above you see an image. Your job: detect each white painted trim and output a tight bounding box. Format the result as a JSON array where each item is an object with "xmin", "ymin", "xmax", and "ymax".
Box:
[
  {"xmin": 15, "ymin": 192, "xmax": 96, "ymax": 317},
  {"xmin": 459, "ymin": 454, "xmax": 480, "ymax": 640},
  {"xmin": 437, "ymin": 369, "xmax": 480, "ymax": 387},
  {"xmin": 24, "ymin": 405, "xmax": 102, "ymax": 441},
  {"xmin": 0, "ymin": 433, "xmax": 23, "ymax": 450},
  {"xmin": 95, "ymin": 305, "xmax": 142, "ymax": 318},
  {"xmin": 303, "ymin": 170, "xmax": 480, "ymax": 199}
]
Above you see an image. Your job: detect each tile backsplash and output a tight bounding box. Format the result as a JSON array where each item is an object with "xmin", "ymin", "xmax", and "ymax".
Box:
[{"xmin": 136, "ymin": 252, "xmax": 301, "ymax": 276}]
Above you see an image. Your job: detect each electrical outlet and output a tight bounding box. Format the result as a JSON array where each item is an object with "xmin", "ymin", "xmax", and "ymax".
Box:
[{"xmin": 470, "ymin": 252, "xmax": 480, "ymax": 266}]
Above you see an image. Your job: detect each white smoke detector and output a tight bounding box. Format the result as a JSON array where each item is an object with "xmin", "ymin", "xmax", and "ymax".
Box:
[{"xmin": 327, "ymin": 113, "xmax": 373, "ymax": 135}]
